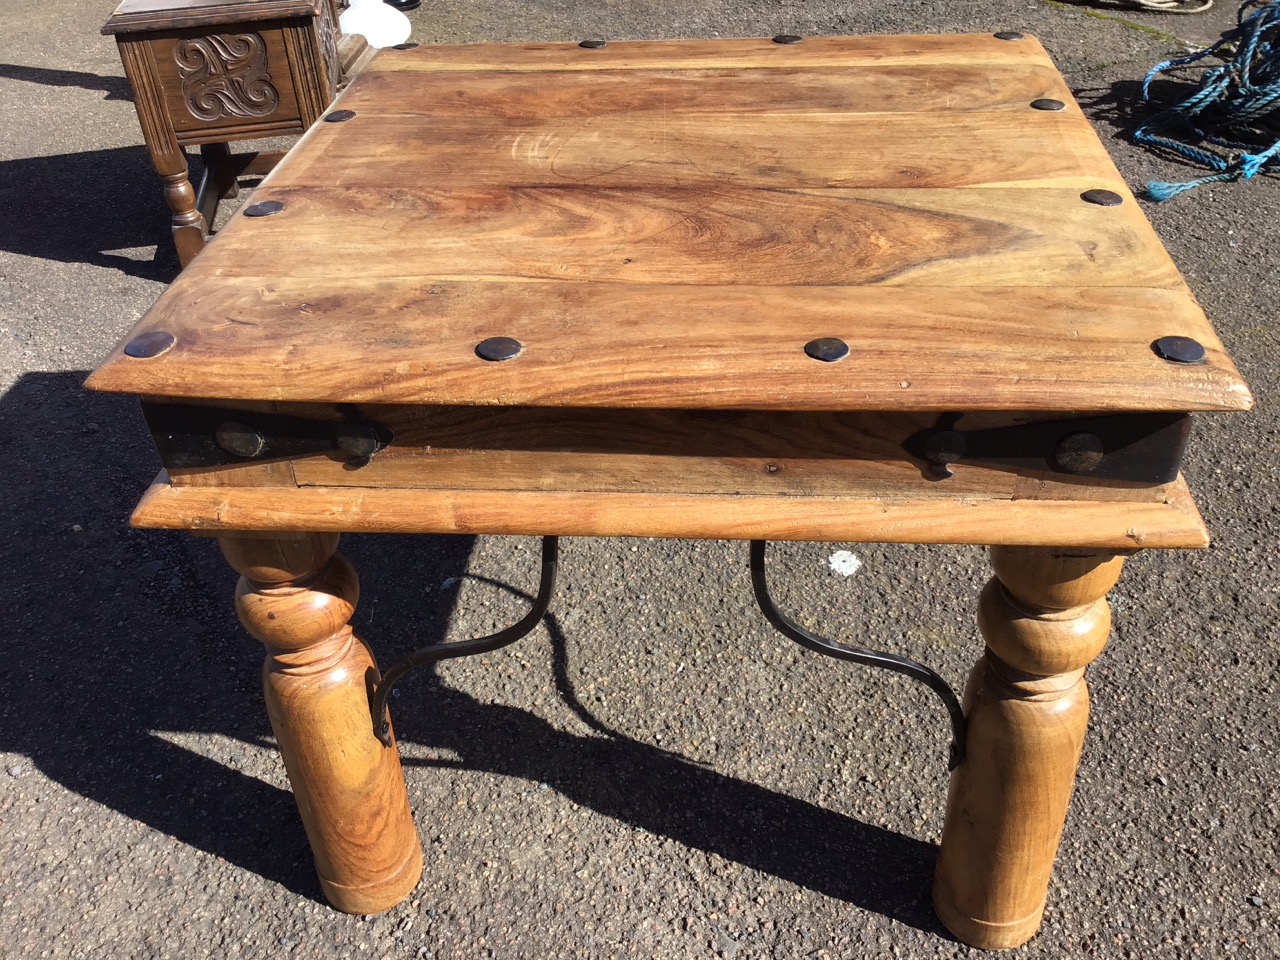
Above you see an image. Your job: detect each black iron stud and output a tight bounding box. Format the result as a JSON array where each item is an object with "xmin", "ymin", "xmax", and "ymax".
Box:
[
  {"xmin": 1031, "ymin": 98, "xmax": 1065, "ymax": 111},
  {"xmin": 773, "ymin": 34, "xmax": 803, "ymax": 44},
  {"xmin": 804, "ymin": 337, "xmax": 849, "ymax": 362},
  {"xmin": 214, "ymin": 421, "xmax": 265, "ymax": 459},
  {"xmin": 476, "ymin": 336, "xmax": 523, "ymax": 361},
  {"xmin": 1053, "ymin": 433, "xmax": 1105, "ymax": 474},
  {"xmin": 1152, "ymin": 336, "xmax": 1206, "ymax": 364},
  {"xmin": 244, "ymin": 200, "xmax": 284, "ymax": 218},
  {"xmin": 579, "ymin": 39, "xmax": 607, "ymax": 49},
  {"xmin": 124, "ymin": 330, "xmax": 176, "ymax": 359},
  {"xmin": 1081, "ymin": 189, "xmax": 1124, "ymax": 207},
  {"xmin": 391, "ymin": 42, "xmax": 420, "ymax": 50},
  {"xmin": 994, "ymin": 31, "xmax": 1025, "ymax": 40},
  {"xmin": 324, "ymin": 110, "xmax": 356, "ymax": 123}
]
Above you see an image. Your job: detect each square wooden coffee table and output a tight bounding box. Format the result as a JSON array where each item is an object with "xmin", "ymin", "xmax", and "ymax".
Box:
[{"xmin": 88, "ymin": 33, "xmax": 1251, "ymax": 949}]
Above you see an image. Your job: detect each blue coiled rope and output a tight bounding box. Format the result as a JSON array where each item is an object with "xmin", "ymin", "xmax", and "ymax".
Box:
[{"xmin": 1134, "ymin": 0, "xmax": 1280, "ymax": 200}]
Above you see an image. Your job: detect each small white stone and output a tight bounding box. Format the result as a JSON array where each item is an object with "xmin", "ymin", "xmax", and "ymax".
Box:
[{"xmin": 828, "ymin": 550, "xmax": 863, "ymax": 577}]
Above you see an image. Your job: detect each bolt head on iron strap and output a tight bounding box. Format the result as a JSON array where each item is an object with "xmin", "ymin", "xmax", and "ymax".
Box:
[
  {"xmin": 214, "ymin": 421, "xmax": 266, "ymax": 459},
  {"xmin": 923, "ymin": 430, "xmax": 967, "ymax": 466},
  {"xmin": 1052, "ymin": 432, "xmax": 1105, "ymax": 474}
]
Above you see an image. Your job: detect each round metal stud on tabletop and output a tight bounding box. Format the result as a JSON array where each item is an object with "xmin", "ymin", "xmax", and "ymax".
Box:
[
  {"xmin": 124, "ymin": 330, "xmax": 176, "ymax": 359},
  {"xmin": 579, "ymin": 39, "xmax": 607, "ymax": 49},
  {"xmin": 1031, "ymin": 99, "xmax": 1065, "ymax": 111},
  {"xmin": 804, "ymin": 337, "xmax": 849, "ymax": 362},
  {"xmin": 1081, "ymin": 189, "xmax": 1124, "ymax": 207},
  {"xmin": 773, "ymin": 34, "xmax": 803, "ymax": 44},
  {"xmin": 244, "ymin": 200, "xmax": 285, "ymax": 218},
  {"xmin": 476, "ymin": 337, "xmax": 523, "ymax": 361},
  {"xmin": 324, "ymin": 110, "xmax": 356, "ymax": 123},
  {"xmin": 1053, "ymin": 433, "xmax": 1105, "ymax": 474},
  {"xmin": 215, "ymin": 421, "xmax": 266, "ymax": 459},
  {"xmin": 1152, "ymin": 336, "xmax": 1206, "ymax": 364},
  {"xmin": 391, "ymin": 42, "xmax": 420, "ymax": 50},
  {"xmin": 994, "ymin": 31, "xmax": 1025, "ymax": 40}
]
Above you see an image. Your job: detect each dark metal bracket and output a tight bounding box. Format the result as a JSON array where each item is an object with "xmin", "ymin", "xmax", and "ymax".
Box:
[
  {"xmin": 368, "ymin": 536, "xmax": 560, "ymax": 747},
  {"xmin": 749, "ymin": 540, "xmax": 967, "ymax": 770},
  {"xmin": 904, "ymin": 412, "xmax": 1191, "ymax": 484},
  {"xmin": 141, "ymin": 402, "xmax": 394, "ymax": 470}
]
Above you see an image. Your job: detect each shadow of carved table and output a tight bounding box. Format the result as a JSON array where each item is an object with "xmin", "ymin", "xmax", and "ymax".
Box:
[
  {"xmin": 88, "ymin": 33, "xmax": 1252, "ymax": 949},
  {"xmin": 103, "ymin": 0, "xmax": 367, "ymax": 266}
]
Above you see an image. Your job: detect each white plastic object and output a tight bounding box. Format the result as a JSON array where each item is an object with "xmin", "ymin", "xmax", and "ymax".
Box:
[{"xmin": 339, "ymin": 0, "xmax": 412, "ymax": 49}]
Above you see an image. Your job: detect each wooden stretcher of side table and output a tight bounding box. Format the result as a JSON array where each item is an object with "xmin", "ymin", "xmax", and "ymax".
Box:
[{"xmin": 87, "ymin": 33, "xmax": 1252, "ymax": 950}]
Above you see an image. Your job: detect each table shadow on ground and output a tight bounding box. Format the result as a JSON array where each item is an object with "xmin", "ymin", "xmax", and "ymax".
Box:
[
  {"xmin": 393, "ymin": 636, "xmax": 946, "ymax": 936},
  {"xmin": 0, "ymin": 371, "xmax": 476, "ymax": 902},
  {"xmin": 0, "ymin": 63, "xmax": 134, "ymax": 100},
  {"xmin": 0, "ymin": 146, "xmax": 182, "ymax": 281},
  {"xmin": 0, "ymin": 371, "xmax": 945, "ymax": 935}
]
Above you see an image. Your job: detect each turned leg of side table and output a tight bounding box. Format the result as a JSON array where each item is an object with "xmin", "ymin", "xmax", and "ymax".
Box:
[
  {"xmin": 218, "ymin": 533, "xmax": 423, "ymax": 914},
  {"xmin": 933, "ymin": 547, "xmax": 1127, "ymax": 949},
  {"xmin": 114, "ymin": 40, "xmax": 208, "ymax": 267}
]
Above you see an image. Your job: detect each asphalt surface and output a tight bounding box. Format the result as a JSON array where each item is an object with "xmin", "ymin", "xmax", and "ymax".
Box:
[{"xmin": 1, "ymin": 1, "xmax": 1277, "ymax": 958}]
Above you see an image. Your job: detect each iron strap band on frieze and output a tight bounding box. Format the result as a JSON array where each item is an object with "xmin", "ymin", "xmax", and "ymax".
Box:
[
  {"xmin": 141, "ymin": 402, "xmax": 1192, "ymax": 486},
  {"xmin": 904, "ymin": 412, "xmax": 1191, "ymax": 483},
  {"xmin": 140, "ymin": 401, "xmax": 394, "ymax": 469}
]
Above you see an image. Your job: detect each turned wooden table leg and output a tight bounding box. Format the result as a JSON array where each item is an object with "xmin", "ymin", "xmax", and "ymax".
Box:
[
  {"xmin": 933, "ymin": 547, "xmax": 1128, "ymax": 950},
  {"xmin": 218, "ymin": 533, "xmax": 423, "ymax": 914}
]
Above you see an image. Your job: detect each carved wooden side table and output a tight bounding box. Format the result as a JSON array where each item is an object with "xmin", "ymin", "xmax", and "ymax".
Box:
[
  {"xmin": 103, "ymin": 0, "xmax": 365, "ymax": 267},
  {"xmin": 88, "ymin": 34, "xmax": 1252, "ymax": 949}
]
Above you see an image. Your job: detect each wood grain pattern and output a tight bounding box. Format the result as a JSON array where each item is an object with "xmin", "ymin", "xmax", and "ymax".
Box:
[
  {"xmin": 364, "ymin": 34, "xmax": 1057, "ymax": 73},
  {"xmin": 219, "ymin": 533, "xmax": 423, "ymax": 914},
  {"xmin": 175, "ymin": 185, "xmax": 1173, "ymax": 286},
  {"xmin": 133, "ymin": 473, "xmax": 1210, "ymax": 548},
  {"xmin": 274, "ymin": 113, "xmax": 1118, "ymax": 191},
  {"xmin": 338, "ymin": 64, "xmax": 1076, "ymax": 119},
  {"xmin": 89, "ymin": 32, "xmax": 1251, "ymax": 415},
  {"xmin": 934, "ymin": 548, "xmax": 1127, "ymax": 948},
  {"xmin": 87, "ymin": 282, "xmax": 1251, "ymax": 412}
]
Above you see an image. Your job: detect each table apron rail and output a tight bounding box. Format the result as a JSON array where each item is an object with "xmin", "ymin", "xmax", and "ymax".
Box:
[{"xmin": 140, "ymin": 401, "xmax": 1192, "ymax": 493}]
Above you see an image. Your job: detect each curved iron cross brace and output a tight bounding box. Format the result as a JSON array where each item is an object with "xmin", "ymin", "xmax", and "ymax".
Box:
[
  {"xmin": 748, "ymin": 541, "xmax": 967, "ymax": 770},
  {"xmin": 369, "ymin": 536, "xmax": 560, "ymax": 747}
]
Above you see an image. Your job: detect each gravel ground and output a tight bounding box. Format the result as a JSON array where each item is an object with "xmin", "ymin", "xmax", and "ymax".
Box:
[{"xmin": 1, "ymin": 1, "xmax": 1277, "ymax": 958}]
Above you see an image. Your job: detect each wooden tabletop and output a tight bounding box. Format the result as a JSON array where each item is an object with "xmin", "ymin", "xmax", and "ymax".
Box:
[{"xmin": 88, "ymin": 34, "xmax": 1251, "ymax": 413}]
